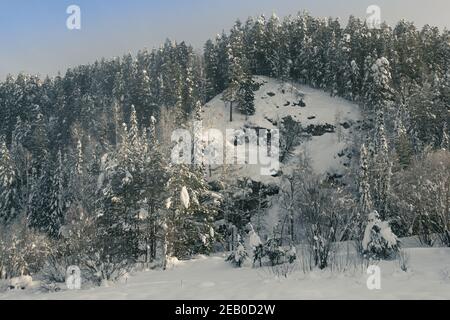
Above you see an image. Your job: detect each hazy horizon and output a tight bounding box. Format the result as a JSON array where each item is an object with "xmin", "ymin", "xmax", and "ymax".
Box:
[{"xmin": 1, "ymin": 0, "xmax": 449, "ymax": 80}]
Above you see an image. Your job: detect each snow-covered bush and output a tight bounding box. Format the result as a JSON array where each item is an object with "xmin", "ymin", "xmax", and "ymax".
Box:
[
  {"xmin": 0, "ymin": 219, "xmax": 50, "ymax": 279},
  {"xmin": 296, "ymin": 171, "xmax": 356, "ymax": 269},
  {"xmin": 253, "ymin": 237, "xmax": 297, "ymax": 267},
  {"xmin": 41, "ymin": 241, "xmax": 80, "ymax": 285},
  {"xmin": 83, "ymin": 253, "xmax": 133, "ymax": 285},
  {"xmin": 285, "ymin": 245, "xmax": 297, "ymax": 264},
  {"xmin": 269, "ymin": 261, "xmax": 297, "ymax": 279},
  {"xmin": 253, "ymin": 244, "xmax": 265, "ymax": 267},
  {"xmin": 362, "ymin": 211, "xmax": 399, "ymax": 260},
  {"xmin": 246, "ymin": 224, "xmax": 264, "ymax": 267},
  {"xmin": 226, "ymin": 241, "xmax": 248, "ymax": 268},
  {"xmin": 391, "ymin": 150, "xmax": 450, "ymax": 247},
  {"xmin": 41, "ymin": 257, "xmax": 70, "ymax": 284},
  {"xmin": 263, "ymin": 237, "xmax": 286, "ymax": 266}
]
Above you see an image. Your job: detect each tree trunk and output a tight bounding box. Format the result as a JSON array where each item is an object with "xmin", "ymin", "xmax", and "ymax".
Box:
[
  {"xmin": 229, "ymin": 101, "xmax": 233, "ymax": 122},
  {"xmin": 290, "ymin": 214, "xmax": 295, "ymax": 243}
]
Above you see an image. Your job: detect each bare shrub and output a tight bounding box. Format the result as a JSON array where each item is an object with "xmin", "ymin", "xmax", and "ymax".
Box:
[
  {"xmin": 297, "ymin": 245, "xmax": 314, "ymax": 274},
  {"xmin": 398, "ymin": 250, "xmax": 410, "ymax": 272},
  {"xmin": 0, "ymin": 219, "xmax": 50, "ymax": 279},
  {"xmin": 299, "ymin": 183, "xmax": 356, "ymax": 269},
  {"xmin": 269, "ymin": 261, "xmax": 297, "ymax": 278},
  {"xmin": 391, "ymin": 150, "xmax": 450, "ymax": 246}
]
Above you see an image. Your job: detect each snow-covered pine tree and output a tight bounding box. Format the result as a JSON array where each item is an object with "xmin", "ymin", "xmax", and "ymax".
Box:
[
  {"xmin": 137, "ymin": 116, "xmax": 169, "ymax": 264},
  {"xmin": 250, "ymin": 15, "xmax": 268, "ymax": 76},
  {"xmin": 237, "ymin": 73, "xmax": 255, "ymax": 117},
  {"xmin": 223, "ymin": 21, "xmax": 246, "ymax": 122},
  {"xmin": 323, "ymin": 28, "xmax": 339, "ymax": 95},
  {"xmin": 363, "ymin": 56, "xmax": 395, "ymax": 118},
  {"xmin": 290, "ymin": 12, "xmax": 311, "ymax": 83},
  {"xmin": 395, "ymin": 118, "xmax": 413, "ymax": 169},
  {"xmin": 336, "ymin": 32, "xmax": 355, "ymax": 99},
  {"xmin": 359, "ymin": 143, "xmax": 372, "ymax": 216},
  {"xmin": 48, "ymin": 150, "xmax": 66, "ymax": 236},
  {"xmin": 94, "ymin": 112, "xmax": 145, "ymax": 269},
  {"xmin": 226, "ymin": 235, "xmax": 248, "ymax": 268},
  {"xmin": 204, "ymin": 39, "xmax": 220, "ymax": 100},
  {"xmin": 0, "ymin": 138, "xmax": 19, "ymax": 224},
  {"xmin": 372, "ymin": 110, "xmax": 392, "ymax": 220},
  {"xmin": 247, "ymin": 224, "xmax": 263, "ymax": 267},
  {"xmin": 163, "ymin": 163, "xmax": 217, "ymax": 265},
  {"xmin": 266, "ymin": 14, "xmax": 290, "ymax": 80},
  {"xmin": 135, "ymin": 50, "xmax": 155, "ymax": 124},
  {"xmin": 362, "ymin": 210, "xmax": 399, "ymax": 260},
  {"xmin": 28, "ymin": 147, "xmax": 66, "ymax": 238}
]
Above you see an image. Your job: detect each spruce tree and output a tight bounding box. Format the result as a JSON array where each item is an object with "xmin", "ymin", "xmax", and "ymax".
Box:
[
  {"xmin": 372, "ymin": 111, "xmax": 392, "ymax": 220},
  {"xmin": 359, "ymin": 143, "xmax": 372, "ymax": 215},
  {"xmin": 0, "ymin": 138, "xmax": 18, "ymax": 224},
  {"xmin": 237, "ymin": 74, "xmax": 255, "ymax": 117}
]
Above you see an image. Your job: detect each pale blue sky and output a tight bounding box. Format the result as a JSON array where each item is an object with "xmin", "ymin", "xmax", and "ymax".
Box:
[{"xmin": 0, "ymin": 0, "xmax": 449, "ymax": 80}]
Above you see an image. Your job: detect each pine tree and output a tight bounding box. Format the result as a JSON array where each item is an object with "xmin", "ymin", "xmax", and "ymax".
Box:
[
  {"xmin": 362, "ymin": 210, "xmax": 399, "ymax": 260},
  {"xmin": 237, "ymin": 74, "xmax": 255, "ymax": 117},
  {"xmin": 27, "ymin": 148, "xmax": 66, "ymax": 238},
  {"xmin": 372, "ymin": 110, "xmax": 392, "ymax": 220},
  {"xmin": 97, "ymin": 142, "xmax": 140, "ymax": 264},
  {"xmin": 226, "ymin": 236, "xmax": 248, "ymax": 268},
  {"xmin": 265, "ymin": 14, "xmax": 290, "ymax": 80},
  {"xmin": 395, "ymin": 119, "xmax": 413, "ymax": 169},
  {"xmin": 359, "ymin": 143, "xmax": 372, "ymax": 216},
  {"xmin": 140, "ymin": 116, "xmax": 169, "ymax": 263},
  {"xmin": 363, "ymin": 56, "xmax": 395, "ymax": 114},
  {"xmin": 29, "ymin": 107, "xmax": 49, "ymax": 174},
  {"xmin": 0, "ymin": 138, "xmax": 18, "ymax": 223},
  {"xmin": 47, "ymin": 150, "xmax": 66, "ymax": 236},
  {"xmin": 128, "ymin": 105, "xmax": 140, "ymax": 156},
  {"xmin": 223, "ymin": 21, "xmax": 246, "ymax": 122},
  {"xmin": 163, "ymin": 163, "xmax": 217, "ymax": 266},
  {"xmin": 204, "ymin": 39, "xmax": 220, "ymax": 100}
]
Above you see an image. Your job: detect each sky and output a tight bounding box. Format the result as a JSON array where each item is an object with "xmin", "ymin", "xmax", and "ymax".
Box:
[{"xmin": 0, "ymin": 0, "xmax": 449, "ymax": 80}]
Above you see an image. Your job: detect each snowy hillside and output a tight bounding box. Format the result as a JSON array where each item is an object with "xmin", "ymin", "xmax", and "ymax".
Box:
[{"xmin": 201, "ymin": 76, "xmax": 361, "ymax": 183}]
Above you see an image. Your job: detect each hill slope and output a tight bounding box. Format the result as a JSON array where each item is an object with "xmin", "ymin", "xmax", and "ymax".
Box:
[{"xmin": 201, "ymin": 76, "xmax": 361, "ymax": 183}]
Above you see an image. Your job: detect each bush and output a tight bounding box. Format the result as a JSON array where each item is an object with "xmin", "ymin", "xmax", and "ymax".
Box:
[
  {"xmin": 255, "ymin": 237, "xmax": 297, "ymax": 267},
  {"xmin": 362, "ymin": 211, "xmax": 399, "ymax": 260},
  {"xmin": 263, "ymin": 237, "xmax": 286, "ymax": 266},
  {"xmin": 226, "ymin": 242, "xmax": 248, "ymax": 268},
  {"xmin": 0, "ymin": 220, "xmax": 50, "ymax": 279},
  {"xmin": 269, "ymin": 261, "xmax": 297, "ymax": 278},
  {"xmin": 398, "ymin": 250, "xmax": 410, "ymax": 272},
  {"xmin": 252, "ymin": 244, "xmax": 265, "ymax": 267},
  {"xmin": 391, "ymin": 150, "xmax": 450, "ymax": 246}
]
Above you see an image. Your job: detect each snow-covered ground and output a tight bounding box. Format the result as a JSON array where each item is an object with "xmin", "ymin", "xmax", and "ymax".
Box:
[{"xmin": 1, "ymin": 245, "xmax": 449, "ymax": 300}]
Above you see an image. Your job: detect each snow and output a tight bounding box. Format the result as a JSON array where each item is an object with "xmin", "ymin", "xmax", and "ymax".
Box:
[
  {"xmin": 234, "ymin": 244, "xmax": 247, "ymax": 263},
  {"xmin": 8, "ymin": 276, "xmax": 33, "ymax": 290},
  {"xmin": 165, "ymin": 197, "xmax": 172, "ymax": 209},
  {"xmin": 180, "ymin": 186, "xmax": 190, "ymax": 209},
  {"xmin": 379, "ymin": 221, "xmax": 398, "ymax": 248},
  {"xmin": 2, "ymin": 245, "xmax": 450, "ymax": 300},
  {"xmin": 249, "ymin": 230, "xmax": 262, "ymax": 248},
  {"xmin": 363, "ymin": 211, "xmax": 398, "ymax": 251},
  {"xmin": 201, "ymin": 76, "xmax": 361, "ymax": 182}
]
